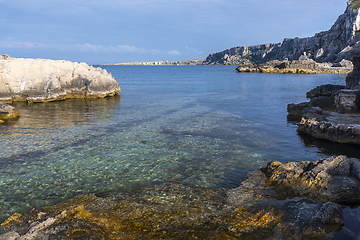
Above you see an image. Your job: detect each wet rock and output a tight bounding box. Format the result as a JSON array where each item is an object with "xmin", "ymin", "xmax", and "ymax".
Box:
[
  {"xmin": 262, "ymin": 155, "xmax": 360, "ymax": 203},
  {"xmin": 0, "ymin": 102, "xmax": 20, "ymax": 122},
  {"xmin": 0, "ymin": 57, "xmax": 121, "ymax": 103},
  {"xmin": 275, "ymin": 199, "xmax": 344, "ymax": 239},
  {"xmin": 0, "ymin": 179, "xmax": 345, "ymax": 240}
]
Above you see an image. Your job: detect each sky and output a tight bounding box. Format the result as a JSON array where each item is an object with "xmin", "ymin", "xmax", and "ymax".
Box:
[{"xmin": 0, "ymin": 0, "xmax": 348, "ymax": 64}]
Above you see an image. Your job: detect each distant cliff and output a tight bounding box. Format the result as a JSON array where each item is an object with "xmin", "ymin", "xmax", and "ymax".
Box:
[{"xmin": 204, "ymin": 0, "xmax": 360, "ymax": 65}]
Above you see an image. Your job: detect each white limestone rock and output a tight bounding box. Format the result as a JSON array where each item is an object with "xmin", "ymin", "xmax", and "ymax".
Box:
[{"xmin": 0, "ymin": 57, "xmax": 120, "ymax": 103}]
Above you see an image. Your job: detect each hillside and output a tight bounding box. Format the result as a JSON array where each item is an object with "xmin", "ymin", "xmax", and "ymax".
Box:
[{"xmin": 203, "ymin": 0, "xmax": 360, "ymax": 65}]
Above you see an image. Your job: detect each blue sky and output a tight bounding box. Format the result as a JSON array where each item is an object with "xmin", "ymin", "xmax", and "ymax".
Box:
[{"xmin": 0, "ymin": 0, "xmax": 347, "ymax": 64}]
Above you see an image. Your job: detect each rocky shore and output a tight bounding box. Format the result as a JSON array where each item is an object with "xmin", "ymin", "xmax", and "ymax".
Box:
[
  {"xmin": 1, "ymin": 155, "xmax": 359, "ymax": 239},
  {"xmin": 287, "ymin": 38, "xmax": 360, "ymax": 145},
  {"xmin": 236, "ymin": 57, "xmax": 353, "ymax": 74},
  {"xmin": 205, "ymin": 1, "xmax": 360, "ymax": 65}
]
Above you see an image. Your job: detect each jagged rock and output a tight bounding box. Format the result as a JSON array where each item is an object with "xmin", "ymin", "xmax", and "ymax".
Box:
[
  {"xmin": 205, "ymin": 1, "xmax": 360, "ymax": 65},
  {"xmin": 262, "ymin": 155, "xmax": 360, "ymax": 203},
  {"xmin": 0, "ymin": 55, "xmax": 11, "ymax": 60},
  {"xmin": 335, "ymin": 89, "xmax": 360, "ymax": 113},
  {"xmin": 0, "ymin": 102, "xmax": 20, "ymax": 122},
  {"xmin": 306, "ymin": 84, "xmax": 346, "ymax": 98},
  {"xmin": 0, "ymin": 57, "xmax": 120, "ymax": 103}
]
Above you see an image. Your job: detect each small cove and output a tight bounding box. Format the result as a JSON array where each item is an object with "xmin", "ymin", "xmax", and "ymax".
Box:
[{"xmin": 1, "ymin": 65, "xmax": 359, "ymax": 238}]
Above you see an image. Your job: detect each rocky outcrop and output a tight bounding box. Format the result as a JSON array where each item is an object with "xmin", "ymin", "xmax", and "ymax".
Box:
[
  {"xmin": 306, "ymin": 84, "xmax": 346, "ymax": 98},
  {"xmin": 297, "ymin": 115, "xmax": 360, "ymax": 144},
  {"xmin": 0, "ymin": 102, "xmax": 19, "ymax": 122},
  {"xmin": 287, "ymin": 89, "xmax": 360, "ymax": 145},
  {"xmin": 236, "ymin": 58, "xmax": 353, "ymax": 74},
  {"xmin": 0, "ymin": 173, "xmax": 345, "ymax": 240},
  {"xmin": 204, "ymin": 1, "xmax": 360, "ymax": 65},
  {"xmin": 286, "ymin": 35, "xmax": 360, "ymax": 144},
  {"xmin": 346, "ymin": 36, "xmax": 360, "ymax": 87},
  {"xmin": 0, "ymin": 56, "xmax": 120, "ymax": 103},
  {"xmin": 262, "ymin": 155, "xmax": 360, "ymax": 203}
]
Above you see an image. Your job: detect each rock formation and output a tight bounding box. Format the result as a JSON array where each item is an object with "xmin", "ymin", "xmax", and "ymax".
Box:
[
  {"xmin": 286, "ymin": 26, "xmax": 360, "ymax": 144},
  {"xmin": 204, "ymin": 1, "xmax": 360, "ymax": 65},
  {"xmin": 0, "ymin": 102, "xmax": 19, "ymax": 122},
  {"xmin": 0, "ymin": 55, "xmax": 120, "ymax": 103},
  {"xmin": 236, "ymin": 58, "xmax": 353, "ymax": 74},
  {"xmin": 0, "ymin": 173, "xmax": 346, "ymax": 240},
  {"xmin": 262, "ymin": 155, "xmax": 360, "ymax": 203},
  {"xmin": 287, "ymin": 84, "xmax": 360, "ymax": 144}
]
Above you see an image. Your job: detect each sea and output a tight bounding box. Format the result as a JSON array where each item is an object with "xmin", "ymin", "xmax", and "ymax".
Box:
[{"xmin": 1, "ymin": 65, "xmax": 359, "ymax": 238}]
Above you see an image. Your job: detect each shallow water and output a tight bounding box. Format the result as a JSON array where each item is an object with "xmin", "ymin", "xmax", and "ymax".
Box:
[{"xmin": 0, "ymin": 66, "xmax": 359, "ymax": 236}]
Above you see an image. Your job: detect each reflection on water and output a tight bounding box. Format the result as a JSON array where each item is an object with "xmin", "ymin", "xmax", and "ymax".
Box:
[{"xmin": 299, "ymin": 133, "xmax": 360, "ymax": 158}]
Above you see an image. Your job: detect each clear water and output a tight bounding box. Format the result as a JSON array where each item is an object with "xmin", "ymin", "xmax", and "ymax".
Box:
[{"xmin": 0, "ymin": 66, "xmax": 359, "ymax": 224}]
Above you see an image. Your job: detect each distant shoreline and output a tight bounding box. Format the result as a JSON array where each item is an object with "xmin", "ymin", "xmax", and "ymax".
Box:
[{"xmin": 96, "ymin": 59, "xmax": 205, "ymax": 66}]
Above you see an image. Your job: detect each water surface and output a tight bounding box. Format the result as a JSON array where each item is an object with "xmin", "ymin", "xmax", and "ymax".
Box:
[{"xmin": 1, "ymin": 66, "xmax": 359, "ymax": 232}]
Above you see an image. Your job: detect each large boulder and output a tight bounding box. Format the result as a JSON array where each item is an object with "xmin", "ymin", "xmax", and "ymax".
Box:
[
  {"xmin": 262, "ymin": 155, "xmax": 360, "ymax": 203},
  {"xmin": 0, "ymin": 56, "xmax": 120, "ymax": 103}
]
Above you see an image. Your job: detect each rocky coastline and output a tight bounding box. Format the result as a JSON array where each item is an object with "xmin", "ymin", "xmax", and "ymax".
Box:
[
  {"xmin": 204, "ymin": 1, "xmax": 360, "ymax": 66},
  {"xmin": 2, "ymin": 2, "xmax": 360, "ymax": 239},
  {"xmin": 1, "ymin": 155, "xmax": 359, "ymax": 239},
  {"xmin": 236, "ymin": 57, "xmax": 353, "ymax": 74},
  {"xmin": 287, "ymin": 37, "xmax": 360, "ymax": 145}
]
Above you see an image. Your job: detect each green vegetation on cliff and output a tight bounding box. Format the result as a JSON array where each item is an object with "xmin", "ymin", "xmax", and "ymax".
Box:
[{"xmin": 350, "ymin": 0, "xmax": 360, "ymax": 9}]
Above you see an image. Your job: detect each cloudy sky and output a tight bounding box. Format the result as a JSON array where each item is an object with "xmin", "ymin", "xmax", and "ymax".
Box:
[{"xmin": 0, "ymin": 0, "xmax": 347, "ymax": 64}]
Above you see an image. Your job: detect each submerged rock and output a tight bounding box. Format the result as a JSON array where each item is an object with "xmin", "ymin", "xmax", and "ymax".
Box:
[
  {"xmin": 0, "ymin": 57, "xmax": 120, "ymax": 103},
  {"xmin": 0, "ymin": 102, "xmax": 20, "ymax": 122},
  {"xmin": 262, "ymin": 155, "xmax": 360, "ymax": 203},
  {"xmin": 0, "ymin": 171, "xmax": 346, "ymax": 240}
]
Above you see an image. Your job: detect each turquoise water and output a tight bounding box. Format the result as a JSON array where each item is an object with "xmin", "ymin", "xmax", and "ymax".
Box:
[{"xmin": 0, "ymin": 66, "xmax": 358, "ymax": 224}]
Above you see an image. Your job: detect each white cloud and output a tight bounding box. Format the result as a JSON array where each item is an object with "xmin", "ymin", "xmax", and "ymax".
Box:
[
  {"xmin": 168, "ymin": 50, "xmax": 181, "ymax": 55},
  {"xmin": 0, "ymin": 41, "xmax": 161, "ymax": 54},
  {"xmin": 185, "ymin": 46, "xmax": 203, "ymax": 54}
]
